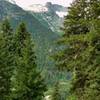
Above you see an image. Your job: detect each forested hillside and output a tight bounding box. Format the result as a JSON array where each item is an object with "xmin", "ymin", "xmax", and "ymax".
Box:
[
  {"xmin": 0, "ymin": 0, "xmax": 65, "ymax": 87},
  {"xmin": 54, "ymin": 0, "xmax": 100, "ymax": 100},
  {"xmin": 0, "ymin": 19, "xmax": 47, "ymax": 100},
  {"xmin": 0, "ymin": 0, "xmax": 69, "ymax": 99},
  {"xmin": 0, "ymin": 0, "xmax": 100, "ymax": 100}
]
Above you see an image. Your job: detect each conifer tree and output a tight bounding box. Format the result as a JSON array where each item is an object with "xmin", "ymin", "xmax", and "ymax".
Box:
[
  {"xmin": 54, "ymin": 0, "xmax": 100, "ymax": 100},
  {"xmin": 62, "ymin": 0, "xmax": 100, "ymax": 36},
  {"xmin": 11, "ymin": 23, "xmax": 47, "ymax": 100},
  {"xmin": 0, "ymin": 19, "xmax": 14, "ymax": 100}
]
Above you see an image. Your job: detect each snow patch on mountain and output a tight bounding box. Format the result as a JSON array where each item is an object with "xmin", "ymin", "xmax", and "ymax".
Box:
[
  {"xmin": 24, "ymin": 4, "xmax": 48, "ymax": 12},
  {"xmin": 56, "ymin": 11, "xmax": 67, "ymax": 17}
]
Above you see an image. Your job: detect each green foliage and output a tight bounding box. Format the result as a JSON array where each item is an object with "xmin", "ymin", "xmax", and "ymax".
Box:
[
  {"xmin": 0, "ymin": 0, "xmax": 68, "ymax": 89},
  {"xmin": 67, "ymin": 94, "xmax": 77, "ymax": 100},
  {"xmin": 62, "ymin": 0, "xmax": 100, "ymax": 36},
  {"xmin": 0, "ymin": 21, "xmax": 47, "ymax": 100},
  {"xmin": 11, "ymin": 23, "xmax": 47, "ymax": 100},
  {"xmin": 51, "ymin": 82, "xmax": 61, "ymax": 100},
  {"xmin": 54, "ymin": 0, "xmax": 100, "ymax": 100},
  {"xmin": 0, "ymin": 19, "xmax": 14, "ymax": 100}
]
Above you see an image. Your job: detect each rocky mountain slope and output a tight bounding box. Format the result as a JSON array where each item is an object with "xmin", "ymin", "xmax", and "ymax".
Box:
[
  {"xmin": 7, "ymin": 0, "xmax": 67, "ymax": 34},
  {"xmin": 27, "ymin": 2, "xmax": 67, "ymax": 34}
]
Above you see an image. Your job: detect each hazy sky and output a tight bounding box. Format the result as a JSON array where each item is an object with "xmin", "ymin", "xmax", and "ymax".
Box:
[{"xmin": 14, "ymin": 0, "xmax": 73, "ymax": 8}]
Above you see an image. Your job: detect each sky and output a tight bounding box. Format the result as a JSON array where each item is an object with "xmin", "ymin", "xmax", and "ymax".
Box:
[{"xmin": 14, "ymin": 0, "xmax": 73, "ymax": 8}]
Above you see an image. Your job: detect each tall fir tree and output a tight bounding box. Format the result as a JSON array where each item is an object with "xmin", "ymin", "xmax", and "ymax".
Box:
[
  {"xmin": 54, "ymin": 0, "xmax": 100, "ymax": 100},
  {"xmin": 11, "ymin": 23, "xmax": 47, "ymax": 100},
  {"xmin": 62, "ymin": 0, "xmax": 100, "ymax": 36},
  {"xmin": 0, "ymin": 19, "xmax": 14, "ymax": 100}
]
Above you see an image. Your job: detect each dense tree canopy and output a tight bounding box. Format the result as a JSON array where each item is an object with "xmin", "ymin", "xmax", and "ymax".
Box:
[
  {"xmin": 54, "ymin": 0, "xmax": 100, "ymax": 100},
  {"xmin": 0, "ymin": 19, "xmax": 14, "ymax": 100},
  {"xmin": 11, "ymin": 23, "xmax": 47, "ymax": 100},
  {"xmin": 0, "ymin": 20, "xmax": 47, "ymax": 100}
]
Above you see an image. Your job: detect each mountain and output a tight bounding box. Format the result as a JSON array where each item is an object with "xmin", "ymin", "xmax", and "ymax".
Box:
[
  {"xmin": 45, "ymin": 2, "xmax": 67, "ymax": 12},
  {"xmin": 25, "ymin": 2, "xmax": 67, "ymax": 13},
  {"xmin": 24, "ymin": 4, "xmax": 48, "ymax": 12},
  {"xmin": 0, "ymin": 0, "xmax": 68, "ymax": 87},
  {"xmin": 6, "ymin": 0, "xmax": 67, "ymax": 34},
  {"xmin": 0, "ymin": 0, "xmax": 55, "ymax": 34},
  {"xmin": 24, "ymin": 2, "xmax": 67, "ymax": 34}
]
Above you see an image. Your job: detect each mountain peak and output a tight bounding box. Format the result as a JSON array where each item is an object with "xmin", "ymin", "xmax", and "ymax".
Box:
[
  {"xmin": 45, "ymin": 2, "xmax": 52, "ymax": 7},
  {"xmin": 23, "ymin": 2, "xmax": 67, "ymax": 17},
  {"xmin": 25, "ymin": 4, "xmax": 48, "ymax": 12}
]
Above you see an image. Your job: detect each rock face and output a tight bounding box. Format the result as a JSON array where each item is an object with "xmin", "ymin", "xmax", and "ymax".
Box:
[
  {"xmin": 0, "ymin": 0, "xmax": 55, "ymax": 34},
  {"xmin": 27, "ymin": 2, "xmax": 67, "ymax": 34},
  {"xmin": 24, "ymin": 4, "xmax": 48, "ymax": 12},
  {"xmin": 45, "ymin": 2, "xmax": 67, "ymax": 12},
  {"xmin": 6, "ymin": 0, "xmax": 67, "ymax": 34}
]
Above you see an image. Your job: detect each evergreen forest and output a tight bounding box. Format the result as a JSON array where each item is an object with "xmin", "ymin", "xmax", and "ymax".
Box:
[{"xmin": 0, "ymin": 0, "xmax": 100, "ymax": 100}]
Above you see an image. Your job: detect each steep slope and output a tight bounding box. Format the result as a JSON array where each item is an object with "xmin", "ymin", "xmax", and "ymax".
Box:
[
  {"xmin": 0, "ymin": 0, "xmax": 54, "ymax": 35},
  {"xmin": 26, "ymin": 2, "xmax": 67, "ymax": 34},
  {"xmin": 6, "ymin": 0, "xmax": 67, "ymax": 34}
]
